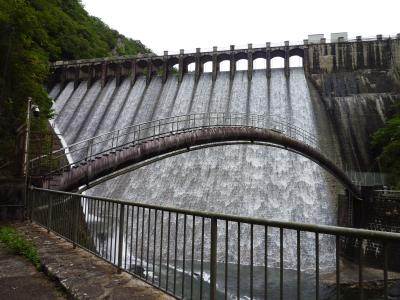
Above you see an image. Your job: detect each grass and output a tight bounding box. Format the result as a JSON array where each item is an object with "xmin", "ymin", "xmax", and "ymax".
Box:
[{"xmin": 0, "ymin": 225, "xmax": 40, "ymax": 269}]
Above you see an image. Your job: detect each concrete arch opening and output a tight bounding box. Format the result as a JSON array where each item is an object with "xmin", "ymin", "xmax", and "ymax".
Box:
[
  {"xmin": 217, "ymin": 53, "xmax": 231, "ymax": 72},
  {"xmin": 290, "ymin": 55, "xmax": 303, "ymax": 68},
  {"xmin": 152, "ymin": 60, "xmax": 164, "ymax": 76},
  {"xmin": 236, "ymin": 59, "xmax": 248, "ymax": 71},
  {"xmin": 203, "ymin": 61, "xmax": 212, "ymax": 73},
  {"xmin": 171, "ymin": 63, "xmax": 179, "ymax": 75},
  {"xmin": 271, "ymin": 57, "xmax": 285, "ymax": 69},
  {"xmin": 187, "ymin": 62, "xmax": 195, "ymax": 72},
  {"xmin": 253, "ymin": 57, "xmax": 267, "ymax": 70},
  {"xmin": 219, "ymin": 60, "xmax": 230, "ymax": 72},
  {"xmin": 136, "ymin": 60, "xmax": 149, "ymax": 77}
]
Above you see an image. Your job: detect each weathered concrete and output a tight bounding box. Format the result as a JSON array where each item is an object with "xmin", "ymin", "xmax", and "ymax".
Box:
[
  {"xmin": 47, "ymin": 35, "xmax": 400, "ymax": 88},
  {"xmin": 339, "ymin": 189, "xmax": 400, "ymax": 271},
  {"xmin": 321, "ymin": 257, "xmax": 400, "ymax": 298},
  {"xmin": 0, "ymin": 243, "xmax": 66, "ymax": 300},
  {"xmin": 15, "ymin": 222, "xmax": 173, "ymax": 300}
]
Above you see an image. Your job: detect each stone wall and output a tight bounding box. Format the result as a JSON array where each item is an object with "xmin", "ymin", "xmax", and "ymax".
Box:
[
  {"xmin": 339, "ymin": 188, "xmax": 400, "ymax": 271},
  {"xmin": 307, "ymin": 38, "xmax": 400, "ymax": 74}
]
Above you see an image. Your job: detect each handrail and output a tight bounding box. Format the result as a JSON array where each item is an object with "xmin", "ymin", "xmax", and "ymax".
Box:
[
  {"xmin": 28, "ymin": 186, "xmax": 400, "ymax": 241},
  {"xmin": 29, "ymin": 111, "xmax": 380, "ymax": 188},
  {"xmin": 29, "ymin": 186, "xmax": 400, "ymax": 299},
  {"xmin": 30, "ymin": 112, "xmax": 322, "ymax": 176}
]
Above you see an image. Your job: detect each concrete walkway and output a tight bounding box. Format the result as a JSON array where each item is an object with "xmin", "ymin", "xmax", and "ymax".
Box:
[
  {"xmin": 0, "ymin": 243, "xmax": 66, "ymax": 300},
  {"xmin": 14, "ymin": 222, "xmax": 173, "ymax": 300}
]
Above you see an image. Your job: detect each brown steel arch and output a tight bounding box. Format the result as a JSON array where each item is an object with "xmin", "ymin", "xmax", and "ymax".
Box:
[{"xmin": 48, "ymin": 127, "xmax": 361, "ymax": 197}]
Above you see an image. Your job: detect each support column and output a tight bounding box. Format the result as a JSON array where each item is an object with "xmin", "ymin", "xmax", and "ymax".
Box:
[
  {"xmin": 195, "ymin": 48, "xmax": 201, "ymax": 82},
  {"xmin": 212, "ymin": 46, "xmax": 218, "ymax": 82},
  {"xmin": 178, "ymin": 49, "xmax": 185, "ymax": 83},
  {"xmin": 266, "ymin": 42, "xmax": 271, "ymax": 79},
  {"xmin": 130, "ymin": 59, "xmax": 137, "ymax": 86},
  {"xmin": 116, "ymin": 63, "xmax": 122, "ymax": 87},
  {"xmin": 60, "ymin": 66, "xmax": 67, "ymax": 90},
  {"xmin": 356, "ymin": 36, "xmax": 364, "ymax": 69},
  {"xmin": 375, "ymin": 36, "xmax": 382, "ymax": 68},
  {"xmin": 87, "ymin": 64, "xmax": 94, "ymax": 88},
  {"xmin": 284, "ymin": 41, "xmax": 290, "ymax": 78},
  {"xmin": 230, "ymin": 45, "xmax": 235, "ymax": 81},
  {"xmin": 303, "ymin": 40, "xmax": 309, "ymax": 75},
  {"xmin": 101, "ymin": 62, "xmax": 108, "ymax": 87},
  {"xmin": 162, "ymin": 51, "xmax": 168, "ymax": 83},
  {"xmin": 338, "ymin": 37, "xmax": 345, "ymax": 70},
  {"xmin": 146, "ymin": 60, "xmax": 153, "ymax": 85},
  {"xmin": 74, "ymin": 67, "xmax": 80, "ymax": 89},
  {"xmin": 247, "ymin": 43, "xmax": 253, "ymax": 81}
]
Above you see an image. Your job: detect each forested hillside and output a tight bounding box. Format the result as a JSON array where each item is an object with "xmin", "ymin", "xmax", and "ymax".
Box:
[{"xmin": 0, "ymin": 0, "xmax": 150, "ymax": 171}]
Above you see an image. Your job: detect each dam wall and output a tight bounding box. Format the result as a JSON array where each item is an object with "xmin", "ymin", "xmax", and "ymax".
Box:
[
  {"xmin": 42, "ymin": 35, "xmax": 400, "ymax": 280},
  {"xmin": 47, "ymin": 35, "xmax": 400, "ymax": 90}
]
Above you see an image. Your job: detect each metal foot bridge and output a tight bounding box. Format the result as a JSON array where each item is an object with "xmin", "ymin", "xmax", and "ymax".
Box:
[{"xmin": 31, "ymin": 112, "xmax": 361, "ymax": 196}]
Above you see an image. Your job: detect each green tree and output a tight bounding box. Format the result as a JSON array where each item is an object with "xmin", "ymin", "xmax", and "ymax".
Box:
[
  {"xmin": 0, "ymin": 0, "xmax": 150, "ymax": 171},
  {"xmin": 371, "ymin": 100, "xmax": 400, "ymax": 188}
]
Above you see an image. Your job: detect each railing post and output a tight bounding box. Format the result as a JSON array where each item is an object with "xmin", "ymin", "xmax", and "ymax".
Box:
[
  {"xmin": 47, "ymin": 192, "xmax": 53, "ymax": 233},
  {"xmin": 73, "ymin": 195, "xmax": 79, "ymax": 248},
  {"xmin": 210, "ymin": 217, "xmax": 218, "ymax": 300},
  {"xmin": 86, "ymin": 140, "xmax": 93, "ymax": 160},
  {"xmin": 117, "ymin": 203, "xmax": 125, "ymax": 274},
  {"xmin": 111, "ymin": 131, "xmax": 116, "ymax": 148}
]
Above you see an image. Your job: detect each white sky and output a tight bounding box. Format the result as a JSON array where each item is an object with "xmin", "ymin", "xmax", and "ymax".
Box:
[{"xmin": 82, "ymin": 0, "xmax": 399, "ymax": 56}]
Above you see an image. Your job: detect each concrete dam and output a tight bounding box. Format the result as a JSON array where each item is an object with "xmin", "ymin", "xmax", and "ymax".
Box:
[{"xmin": 46, "ymin": 36, "xmax": 400, "ymax": 298}]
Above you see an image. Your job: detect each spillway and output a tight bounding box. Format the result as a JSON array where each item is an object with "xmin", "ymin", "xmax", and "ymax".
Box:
[{"xmin": 49, "ymin": 67, "xmax": 393, "ymax": 298}]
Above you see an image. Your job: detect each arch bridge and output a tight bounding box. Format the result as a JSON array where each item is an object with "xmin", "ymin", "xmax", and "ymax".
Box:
[{"xmin": 30, "ymin": 113, "xmax": 361, "ymax": 197}]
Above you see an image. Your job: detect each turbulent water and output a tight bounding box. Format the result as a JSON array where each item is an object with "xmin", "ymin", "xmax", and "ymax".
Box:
[{"xmin": 50, "ymin": 67, "xmax": 392, "ymax": 298}]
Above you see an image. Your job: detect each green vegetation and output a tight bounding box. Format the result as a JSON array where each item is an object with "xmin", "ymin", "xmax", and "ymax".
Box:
[
  {"xmin": 0, "ymin": 0, "xmax": 150, "ymax": 171},
  {"xmin": 371, "ymin": 99, "xmax": 400, "ymax": 188},
  {"xmin": 0, "ymin": 225, "xmax": 40, "ymax": 269}
]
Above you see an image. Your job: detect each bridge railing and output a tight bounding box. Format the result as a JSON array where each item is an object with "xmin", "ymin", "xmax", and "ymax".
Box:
[
  {"xmin": 30, "ymin": 112, "xmax": 321, "ymax": 178},
  {"xmin": 29, "ymin": 186, "xmax": 400, "ymax": 300}
]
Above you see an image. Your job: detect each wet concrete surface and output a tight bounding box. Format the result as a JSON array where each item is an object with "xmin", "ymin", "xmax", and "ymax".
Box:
[
  {"xmin": 0, "ymin": 243, "xmax": 66, "ymax": 300},
  {"xmin": 14, "ymin": 222, "xmax": 173, "ymax": 300}
]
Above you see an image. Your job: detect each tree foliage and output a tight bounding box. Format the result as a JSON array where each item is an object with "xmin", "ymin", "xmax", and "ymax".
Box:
[
  {"xmin": 0, "ymin": 0, "xmax": 150, "ymax": 169},
  {"xmin": 371, "ymin": 99, "xmax": 400, "ymax": 188}
]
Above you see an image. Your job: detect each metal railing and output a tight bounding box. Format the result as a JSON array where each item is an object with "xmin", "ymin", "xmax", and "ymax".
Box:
[
  {"xmin": 29, "ymin": 186, "xmax": 400, "ymax": 300},
  {"xmin": 30, "ymin": 112, "xmax": 382, "ymax": 188},
  {"xmin": 29, "ymin": 112, "xmax": 386, "ymax": 189},
  {"xmin": 30, "ymin": 112, "xmax": 321, "ymax": 177}
]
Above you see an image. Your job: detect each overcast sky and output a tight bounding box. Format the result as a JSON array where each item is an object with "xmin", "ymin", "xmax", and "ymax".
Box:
[{"xmin": 82, "ymin": 0, "xmax": 399, "ymax": 55}]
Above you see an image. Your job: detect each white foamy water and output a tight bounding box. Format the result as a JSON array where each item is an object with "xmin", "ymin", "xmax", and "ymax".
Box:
[{"xmin": 49, "ymin": 68, "xmax": 392, "ymax": 273}]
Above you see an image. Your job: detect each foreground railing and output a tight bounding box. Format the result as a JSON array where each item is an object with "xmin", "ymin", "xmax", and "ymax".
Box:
[{"xmin": 29, "ymin": 187, "xmax": 400, "ymax": 300}]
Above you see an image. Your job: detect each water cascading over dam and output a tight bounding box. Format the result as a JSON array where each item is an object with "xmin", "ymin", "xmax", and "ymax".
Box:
[
  {"xmin": 43, "ymin": 36, "xmax": 400, "ymax": 298},
  {"xmin": 50, "ymin": 68, "xmax": 340, "ymax": 270},
  {"xmin": 48, "ymin": 61, "xmax": 397, "ymax": 299}
]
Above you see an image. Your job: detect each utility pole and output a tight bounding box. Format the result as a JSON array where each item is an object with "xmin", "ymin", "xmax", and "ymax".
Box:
[{"xmin": 23, "ymin": 97, "xmax": 32, "ymax": 218}]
